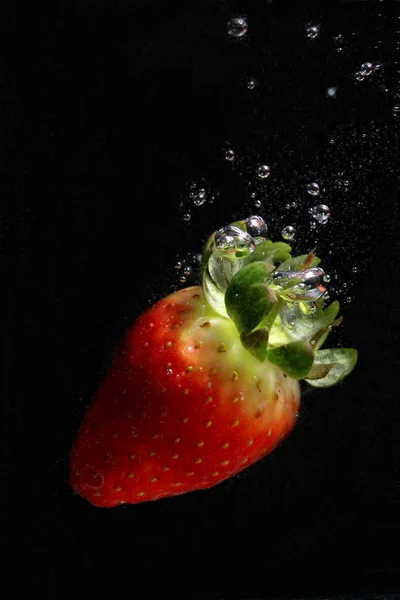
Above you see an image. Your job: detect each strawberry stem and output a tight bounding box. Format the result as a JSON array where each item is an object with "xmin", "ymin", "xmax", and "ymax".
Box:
[{"xmin": 201, "ymin": 217, "xmax": 358, "ymax": 386}]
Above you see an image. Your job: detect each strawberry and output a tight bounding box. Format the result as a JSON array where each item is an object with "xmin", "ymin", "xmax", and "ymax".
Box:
[{"xmin": 70, "ymin": 216, "xmax": 357, "ymax": 507}]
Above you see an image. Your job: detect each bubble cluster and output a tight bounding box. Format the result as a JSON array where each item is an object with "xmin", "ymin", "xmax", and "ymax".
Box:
[
  {"xmin": 360, "ymin": 62, "xmax": 375, "ymax": 76},
  {"xmin": 179, "ymin": 179, "xmax": 218, "ymax": 222},
  {"xmin": 189, "ymin": 184, "xmax": 207, "ymax": 206},
  {"xmin": 333, "ymin": 33, "xmax": 345, "ymax": 51},
  {"xmin": 174, "ymin": 254, "xmax": 200, "ymax": 286},
  {"xmin": 353, "ymin": 61, "xmax": 378, "ymax": 82}
]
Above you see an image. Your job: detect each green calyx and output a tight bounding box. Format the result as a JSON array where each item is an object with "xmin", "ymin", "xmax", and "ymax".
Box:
[{"xmin": 200, "ymin": 216, "xmax": 357, "ymax": 388}]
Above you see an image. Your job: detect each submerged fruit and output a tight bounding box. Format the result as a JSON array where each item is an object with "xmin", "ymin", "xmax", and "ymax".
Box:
[{"xmin": 70, "ymin": 216, "xmax": 357, "ymax": 507}]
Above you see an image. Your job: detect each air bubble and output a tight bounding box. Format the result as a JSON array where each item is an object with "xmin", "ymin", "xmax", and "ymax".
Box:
[
  {"xmin": 254, "ymin": 200, "xmax": 262, "ymax": 208},
  {"xmin": 323, "ymin": 274, "xmax": 331, "ymax": 283},
  {"xmin": 184, "ymin": 266, "xmax": 192, "ymax": 276},
  {"xmin": 281, "ymin": 225, "xmax": 296, "ymax": 241},
  {"xmin": 175, "ymin": 262, "xmax": 182, "ymax": 270},
  {"xmin": 186, "ymin": 179, "xmax": 213, "ymax": 208},
  {"xmin": 306, "ymin": 23, "xmax": 321, "ymax": 39},
  {"xmin": 247, "ymin": 78, "xmax": 257, "ymax": 90},
  {"xmin": 326, "ymin": 87, "xmax": 337, "ymax": 99},
  {"xmin": 393, "ymin": 105, "xmax": 400, "ymax": 117},
  {"xmin": 333, "ymin": 34, "xmax": 345, "ymax": 49},
  {"xmin": 306, "ymin": 182, "xmax": 321, "ymax": 196},
  {"xmin": 214, "ymin": 225, "xmax": 255, "ymax": 259},
  {"xmin": 227, "ymin": 17, "xmax": 248, "ymax": 38},
  {"xmin": 273, "ymin": 267, "xmax": 328, "ymax": 302},
  {"xmin": 183, "ymin": 213, "xmax": 191, "ymax": 222},
  {"xmin": 191, "ymin": 188, "xmax": 207, "ymax": 206},
  {"xmin": 354, "ymin": 62, "xmax": 376, "ymax": 82},
  {"xmin": 224, "ymin": 148, "xmax": 235, "ymax": 162},
  {"xmin": 245, "ymin": 215, "xmax": 268, "ymax": 237},
  {"xmin": 352, "ymin": 266, "xmax": 358, "ymax": 273},
  {"xmin": 257, "ymin": 164, "xmax": 270, "ymax": 179},
  {"xmin": 311, "ymin": 204, "xmax": 331, "ymax": 224},
  {"xmin": 360, "ymin": 62, "xmax": 374, "ymax": 76}
]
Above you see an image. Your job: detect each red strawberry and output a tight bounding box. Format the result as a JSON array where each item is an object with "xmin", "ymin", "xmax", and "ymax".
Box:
[{"xmin": 70, "ymin": 216, "xmax": 357, "ymax": 507}]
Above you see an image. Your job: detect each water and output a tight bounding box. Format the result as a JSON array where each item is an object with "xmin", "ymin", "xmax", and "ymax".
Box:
[{"xmin": 33, "ymin": 4, "xmax": 400, "ymax": 595}]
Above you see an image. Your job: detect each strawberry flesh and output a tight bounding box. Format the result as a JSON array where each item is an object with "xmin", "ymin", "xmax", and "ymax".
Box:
[{"xmin": 70, "ymin": 286, "xmax": 300, "ymax": 507}]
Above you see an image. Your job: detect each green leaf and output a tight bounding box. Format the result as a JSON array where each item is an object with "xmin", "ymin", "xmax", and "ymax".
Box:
[
  {"xmin": 263, "ymin": 242, "xmax": 292, "ymax": 265},
  {"xmin": 305, "ymin": 348, "xmax": 358, "ymax": 388},
  {"xmin": 250, "ymin": 239, "xmax": 274, "ymax": 262},
  {"xmin": 225, "ymin": 262, "xmax": 278, "ymax": 335},
  {"xmin": 201, "ymin": 232, "xmax": 215, "ymax": 278},
  {"xmin": 314, "ymin": 315, "xmax": 343, "ymax": 350},
  {"xmin": 208, "ymin": 252, "xmax": 251, "ymax": 293},
  {"xmin": 279, "ymin": 300, "xmax": 341, "ymax": 348},
  {"xmin": 278, "ymin": 253, "xmax": 321, "ymax": 271},
  {"xmin": 267, "ymin": 341, "xmax": 314, "ymax": 379},
  {"xmin": 240, "ymin": 327, "xmax": 269, "ymax": 361}
]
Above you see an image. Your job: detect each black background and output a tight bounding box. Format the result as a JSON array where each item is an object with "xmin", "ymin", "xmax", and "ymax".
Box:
[{"xmin": 1, "ymin": 1, "xmax": 400, "ymax": 599}]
